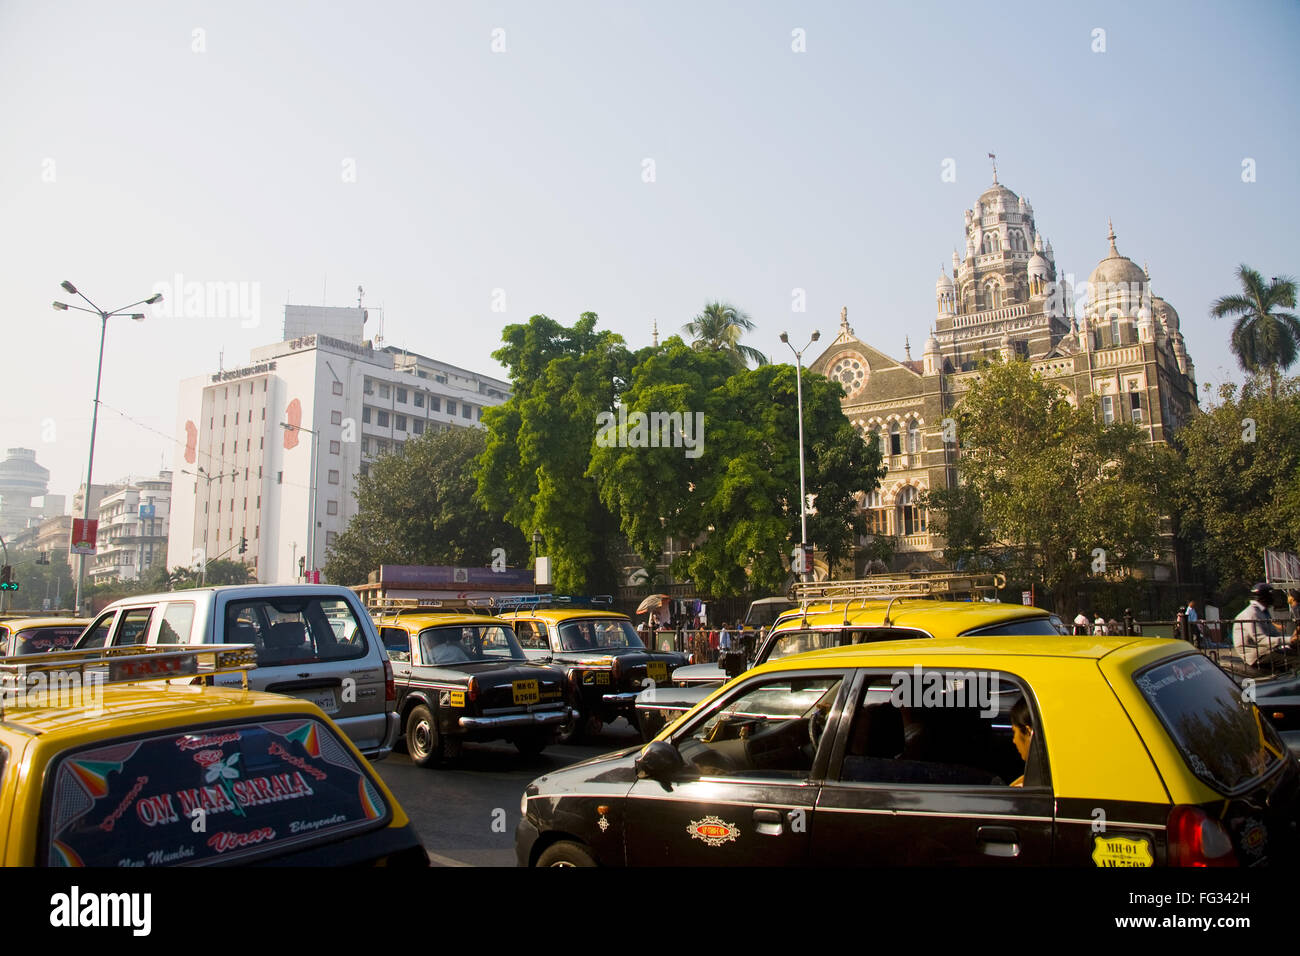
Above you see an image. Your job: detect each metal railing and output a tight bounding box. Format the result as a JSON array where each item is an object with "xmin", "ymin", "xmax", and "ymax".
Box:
[{"xmin": 790, "ymin": 572, "xmax": 1007, "ymax": 604}]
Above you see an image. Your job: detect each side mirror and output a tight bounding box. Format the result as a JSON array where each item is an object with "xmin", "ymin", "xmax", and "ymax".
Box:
[{"xmin": 635, "ymin": 741, "xmax": 686, "ymax": 782}]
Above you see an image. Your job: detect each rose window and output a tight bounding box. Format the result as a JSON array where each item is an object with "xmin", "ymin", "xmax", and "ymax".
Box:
[{"xmin": 829, "ymin": 356, "xmax": 867, "ymax": 396}]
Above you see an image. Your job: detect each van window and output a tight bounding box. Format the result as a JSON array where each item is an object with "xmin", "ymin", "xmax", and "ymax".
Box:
[
  {"xmin": 222, "ymin": 598, "xmax": 368, "ymax": 666},
  {"xmin": 158, "ymin": 602, "xmax": 197, "ymax": 644},
  {"xmin": 114, "ymin": 608, "xmax": 155, "ymax": 646},
  {"xmin": 79, "ymin": 612, "xmax": 117, "ymax": 649}
]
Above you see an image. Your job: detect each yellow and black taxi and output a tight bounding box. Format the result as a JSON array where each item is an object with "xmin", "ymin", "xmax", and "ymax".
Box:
[
  {"xmin": 0, "ymin": 617, "xmax": 91, "ymax": 656},
  {"xmin": 636, "ymin": 591, "xmax": 1066, "ymax": 740},
  {"xmin": 0, "ymin": 643, "xmax": 428, "ymax": 866},
  {"xmin": 517, "ymin": 634, "xmax": 1300, "ymax": 866},
  {"xmin": 496, "ymin": 595, "xmax": 687, "ymax": 742},
  {"xmin": 374, "ymin": 607, "xmax": 571, "ymax": 763}
]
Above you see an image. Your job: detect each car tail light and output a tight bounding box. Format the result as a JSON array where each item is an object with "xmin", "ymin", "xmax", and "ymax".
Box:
[
  {"xmin": 1167, "ymin": 805, "xmax": 1237, "ymax": 867},
  {"xmin": 467, "ymin": 676, "xmax": 478, "ymax": 702},
  {"xmin": 384, "ymin": 659, "xmax": 396, "ymax": 703}
]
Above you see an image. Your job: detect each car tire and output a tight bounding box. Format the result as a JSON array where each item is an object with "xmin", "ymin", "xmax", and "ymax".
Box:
[
  {"xmin": 515, "ymin": 733, "xmax": 548, "ymax": 758},
  {"xmin": 556, "ymin": 706, "xmax": 585, "ymax": 745},
  {"xmin": 406, "ymin": 704, "xmax": 442, "ymax": 767},
  {"xmin": 537, "ymin": 840, "xmax": 598, "ymax": 867}
]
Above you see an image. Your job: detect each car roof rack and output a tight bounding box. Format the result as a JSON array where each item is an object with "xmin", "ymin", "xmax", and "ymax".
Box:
[
  {"xmin": 370, "ymin": 598, "xmax": 493, "ymax": 619},
  {"xmin": 789, "ymin": 572, "xmax": 1008, "ymax": 624},
  {"xmin": 487, "ymin": 593, "xmax": 616, "ymax": 614},
  {"xmin": 0, "ymin": 643, "xmax": 259, "ymax": 716}
]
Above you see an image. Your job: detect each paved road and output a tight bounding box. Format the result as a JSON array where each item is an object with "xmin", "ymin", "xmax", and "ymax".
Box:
[{"xmin": 375, "ymin": 720, "xmax": 642, "ymax": 867}]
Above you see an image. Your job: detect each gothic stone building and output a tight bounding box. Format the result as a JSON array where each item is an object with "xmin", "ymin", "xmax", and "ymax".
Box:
[{"xmin": 808, "ymin": 175, "xmax": 1200, "ymax": 582}]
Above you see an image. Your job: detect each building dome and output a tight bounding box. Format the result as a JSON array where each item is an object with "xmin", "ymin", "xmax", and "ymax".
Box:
[
  {"xmin": 1027, "ymin": 252, "xmax": 1050, "ymax": 281},
  {"xmin": 924, "ymin": 331, "xmax": 940, "ymax": 354},
  {"xmin": 936, "ymin": 270, "xmax": 954, "ymax": 293},
  {"xmin": 1089, "ymin": 221, "xmax": 1146, "ymax": 288},
  {"xmin": 1153, "ymin": 296, "xmax": 1180, "ymax": 332},
  {"xmin": 977, "ymin": 183, "xmax": 1020, "ymax": 211}
]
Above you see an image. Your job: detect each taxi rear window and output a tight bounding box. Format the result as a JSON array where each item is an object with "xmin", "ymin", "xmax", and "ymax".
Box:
[
  {"xmin": 961, "ymin": 617, "xmax": 1065, "ymax": 637},
  {"xmin": 42, "ymin": 718, "xmax": 392, "ymax": 866},
  {"xmin": 13, "ymin": 627, "xmax": 85, "ymax": 655},
  {"xmin": 1135, "ymin": 653, "xmax": 1285, "ymax": 795}
]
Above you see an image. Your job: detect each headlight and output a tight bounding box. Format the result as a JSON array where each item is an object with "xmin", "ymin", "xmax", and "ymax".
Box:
[{"xmin": 520, "ymin": 792, "xmax": 529, "ymax": 815}]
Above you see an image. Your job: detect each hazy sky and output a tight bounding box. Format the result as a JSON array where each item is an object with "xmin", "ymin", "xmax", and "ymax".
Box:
[{"xmin": 3, "ymin": 0, "xmax": 1298, "ymax": 500}]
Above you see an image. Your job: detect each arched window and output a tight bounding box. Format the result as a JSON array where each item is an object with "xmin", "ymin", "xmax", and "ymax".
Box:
[
  {"xmin": 981, "ymin": 231, "xmax": 1001, "ymax": 254},
  {"xmin": 889, "ymin": 421, "xmax": 902, "ymax": 456},
  {"xmin": 1008, "ymin": 229, "xmax": 1027, "ymax": 252},
  {"xmin": 897, "ymin": 486, "xmax": 927, "ymax": 536},
  {"xmin": 984, "ymin": 282, "xmax": 1002, "ymax": 310},
  {"xmin": 869, "ymin": 428, "xmax": 886, "ymax": 458},
  {"xmin": 907, "ymin": 418, "xmax": 921, "ymax": 454},
  {"xmin": 865, "ymin": 490, "xmax": 888, "ymax": 535},
  {"xmin": 1110, "ymin": 315, "xmax": 1121, "ymax": 345}
]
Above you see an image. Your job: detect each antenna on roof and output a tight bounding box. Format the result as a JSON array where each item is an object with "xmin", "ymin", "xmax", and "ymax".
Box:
[{"xmin": 357, "ymin": 285, "xmax": 365, "ymax": 309}]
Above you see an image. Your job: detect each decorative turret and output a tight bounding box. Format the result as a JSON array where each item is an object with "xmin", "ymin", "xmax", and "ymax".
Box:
[
  {"xmin": 936, "ymin": 268, "xmax": 956, "ymax": 316},
  {"xmin": 923, "ymin": 330, "xmax": 941, "ymax": 375}
]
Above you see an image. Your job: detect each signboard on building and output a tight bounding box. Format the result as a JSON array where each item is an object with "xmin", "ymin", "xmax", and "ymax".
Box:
[
  {"xmin": 377, "ymin": 565, "xmax": 535, "ymax": 591},
  {"xmin": 70, "ymin": 518, "xmax": 98, "ymax": 555},
  {"xmin": 138, "ymin": 503, "xmax": 156, "ymax": 518},
  {"xmin": 1021, "ymin": 591, "xmax": 1032, "ymax": 605}
]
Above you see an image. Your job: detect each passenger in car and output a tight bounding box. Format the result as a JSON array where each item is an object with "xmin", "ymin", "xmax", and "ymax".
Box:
[{"xmin": 1009, "ymin": 696, "xmax": 1033, "ymax": 788}]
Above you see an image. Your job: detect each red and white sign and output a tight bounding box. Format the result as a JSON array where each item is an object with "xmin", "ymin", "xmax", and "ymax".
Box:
[{"xmin": 70, "ymin": 518, "xmax": 99, "ymax": 555}]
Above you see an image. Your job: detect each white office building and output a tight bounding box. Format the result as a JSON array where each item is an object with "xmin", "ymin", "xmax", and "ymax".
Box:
[{"xmin": 167, "ymin": 306, "xmax": 510, "ymax": 584}]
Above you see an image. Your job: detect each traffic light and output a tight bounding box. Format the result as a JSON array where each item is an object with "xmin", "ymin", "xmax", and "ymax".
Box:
[
  {"xmin": 238, "ymin": 535, "xmax": 248, "ymax": 555},
  {"xmin": 0, "ymin": 565, "xmax": 16, "ymax": 591}
]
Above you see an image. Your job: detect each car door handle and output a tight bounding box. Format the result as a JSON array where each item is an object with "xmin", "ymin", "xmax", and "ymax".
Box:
[
  {"xmin": 753, "ymin": 809, "xmax": 784, "ymax": 836},
  {"xmin": 976, "ymin": 826, "xmax": 1021, "ymax": 858}
]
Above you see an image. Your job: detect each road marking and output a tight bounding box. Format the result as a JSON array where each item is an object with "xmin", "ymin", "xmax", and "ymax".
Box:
[{"xmin": 425, "ymin": 850, "xmax": 473, "ymax": 868}]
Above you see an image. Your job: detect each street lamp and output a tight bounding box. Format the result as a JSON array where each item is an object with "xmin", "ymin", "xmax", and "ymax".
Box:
[
  {"xmin": 54, "ymin": 281, "xmax": 162, "ymax": 615},
  {"xmin": 281, "ymin": 421, "xmax": 320, "ymax": 581},
  {"xmin": 780, "ymin": 329, "xmax": 820, "ymax": 580},
  {"xmin": 531, "ymin": 530, "xmax": 542, "ymax": 595}
]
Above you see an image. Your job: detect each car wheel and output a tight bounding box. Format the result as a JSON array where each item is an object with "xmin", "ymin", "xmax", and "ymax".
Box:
[
  {"xmin": 537, "ymin": 840, "xmax": 598, "ymax": 867},
  {"xmin": 406, "ymin": 704, "xmax": 442, "ymax": 767},
  {"xmin": 515, "ymin": 733, "xmax": 547, "ymax": 758},
  {"xmin": 556, "ymin": 706, "xmax": 585, "ymax": 745}
]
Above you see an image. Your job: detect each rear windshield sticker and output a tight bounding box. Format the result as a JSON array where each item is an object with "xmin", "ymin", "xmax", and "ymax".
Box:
[
  {"xmin": 46, "ymin": 719, "xmax": 389, "ymax": 866},
  {"xmin": 1091, "ymin": 835, "xmax": 1153, "ymax": 867}
]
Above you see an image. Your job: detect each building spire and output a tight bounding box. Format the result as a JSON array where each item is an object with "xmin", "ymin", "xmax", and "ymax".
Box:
[
  {"xmin": 988, "ymin": 152, "xmax": 997, "ymax": 183},
  {"xmin": 904, "ymin": 336, "xmax": 912, "ymax": 361},
  {"xmin": 1107, "ymin": 218, "xmax": 1118, "ymax": 255},
  {"xmin": 840, "ymin": 306, "xmax": 849, "ymax": 333},
  {"xmin": 651, "ymin": 318, "xmax": 659, "ymax": 347}
]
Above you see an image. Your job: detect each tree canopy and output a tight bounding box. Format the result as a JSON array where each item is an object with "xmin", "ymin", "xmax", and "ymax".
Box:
[
  {"xmin": 325, "ymin": 426, "xmax": 525, "ymax": 586},
  {"xmin": 1172, "ymin": 376, "xmax": 1300, "ymax": 601},
  {"xmin": 682, "ymin": 301, "xmax": 768, "ymax": 368},
  {"xmin": 1211, "ymin": 265, "xmax": 1299, "ymax": 399}
]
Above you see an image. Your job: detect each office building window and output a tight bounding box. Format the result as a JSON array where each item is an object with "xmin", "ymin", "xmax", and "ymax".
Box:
[
  {"xmin": 331, "ymin": 410, "xmax": 342, "ymax": 425},
  {"xmin": 1130, "ymin": 391, "xmax": 1143, "ymax": 423},
  {"xmin": 377, "ymin": 410, "xmax": 389, "ymax": 427},
  {"xmin": 362, "ymin": 406, "xmax": 371, "ymax": 424},
  {"xmin": 1102, "ymin": 395, "xmax": 1115, "ymax": 424},
  {"xmin": 429, "ymin": 396, "xmax": 441, "ymax": 412},
  {"xmin": 326, "ymin": 531, "xmax": 338, "ymax": 547},
  {"xmin": 328, "ymin": 470, "xmax": 340, "ymax": 484},
  {"xmin": 327, "ymin": 500, "xmax": 338, "ymax": 515},
  {"xmin": 413, "ymin": 420, "xmax": 424, "ymax": 435},
  {"xmin": 396, "ymin": 388, "xmax": 407, "ymax": 403},
  {"xmin": 332, "ymin": 381, "xmax": 343, "ymax": 395},
  {"xmin": 446, "ymin": 401, "xmax": 457, "ymax": 416},
  {"xmin": 414, "ymin": 392, "xmax": 424, "ymax": 408},
  {"xmin": 378, "ymin": 384, "xmax": 390, "ymax": 399},
  {"xmin": 462, "ymin": 405, "xmax": 472, "ymax": 419},
  {"xmin": 395, "ymin": 415, "xmax": 407, "ymax": 431},
  {"xmin": 330, "ymin": 440, "xmax": 341, "ymax": 454}
]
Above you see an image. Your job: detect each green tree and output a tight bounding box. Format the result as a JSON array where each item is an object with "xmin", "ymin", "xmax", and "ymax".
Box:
[
  {"xmin": 590, "ymin": 347, "xmax": 885, "ymax": 596},
  {"xmin": 682, "ymin": 301, "xmax": 768, "ymax": 368},
  {"xmin": 1211, "ymin": 265, "xmax": 1299, "ymax": 400},
  {"xmin": 477, "ymin": 313, "xmax": 635, "ymax": 593},
  {"xmin": 325, "ymin": 427, "xmax": 525, "ymax": 586},
  {"xmin": 2, "ymin": 548, "xmax": 75, "ymax": 612},
  {"xmin": 926, "ymin": 359, "xmax": 1175, "ymax": 613},
  {"xmin": 1172, "ymin": 377, "xmax": 1300, "ymax": 600}
]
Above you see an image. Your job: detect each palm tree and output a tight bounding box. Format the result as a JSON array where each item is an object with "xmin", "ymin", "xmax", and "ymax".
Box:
[
  {"xmin": 683, "ymin": 301, "xmax": 768, "ymax": 367},
  {"xmin": 1211, "ymin": 265, "xmax": 1299, "ymax": 399}
]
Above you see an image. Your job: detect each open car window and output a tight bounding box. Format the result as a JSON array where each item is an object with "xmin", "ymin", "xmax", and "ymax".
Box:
[
  {"xmin": 673, "ymin": 674, "xmax": 844, "ymax": 780},
  {"xmin": 42, "ymin": 718, "xmax": 391, "ymax": 866}
]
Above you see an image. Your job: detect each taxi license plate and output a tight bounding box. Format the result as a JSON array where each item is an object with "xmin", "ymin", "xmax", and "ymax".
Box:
[
  {"xmin": 583, "ymin": 671, "xmax": 610, "ymax": 685},
  {"xmin": 305, "ymin": 689, "xmax": 338, "ymax": 715},
  {"xmin": 512, "ymin": 680, "xmax": 540, "ymax": 705},
  {"xmin": 647, "ymin": 662, "xmax": 668, "ymax": 682},
  {"xmin": 449, "ymin": 690, "xmax": 466, "ymax": 708}
]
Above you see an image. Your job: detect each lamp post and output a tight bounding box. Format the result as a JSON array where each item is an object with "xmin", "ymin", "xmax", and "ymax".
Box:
[
  {"xmin": 281, "ymin": 421, "xmax": 320, "ymax": 581},
  {"xmin": 54, "ymin": 281, "xmax": 162, "ymax": 615},
  {"xmin": 180, "ymin": 467, "xmax": 237, "ymax": 584},
  {"xmin": 780, "ymin": 330, "xmax": 820, "ymax": 580},
  {"xmin": 531, "ymin": 530, "xmax": 542, "ymax": 594}
]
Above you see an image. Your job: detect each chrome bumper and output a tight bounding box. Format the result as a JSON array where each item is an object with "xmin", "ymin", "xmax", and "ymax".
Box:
[
  {"xmin": 601, "ymin": 692, "xmax": 641, "ymax": 704},
  {"xmin": 459, "ymin": 708, "xmax": 573, "ymax": 730}
]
